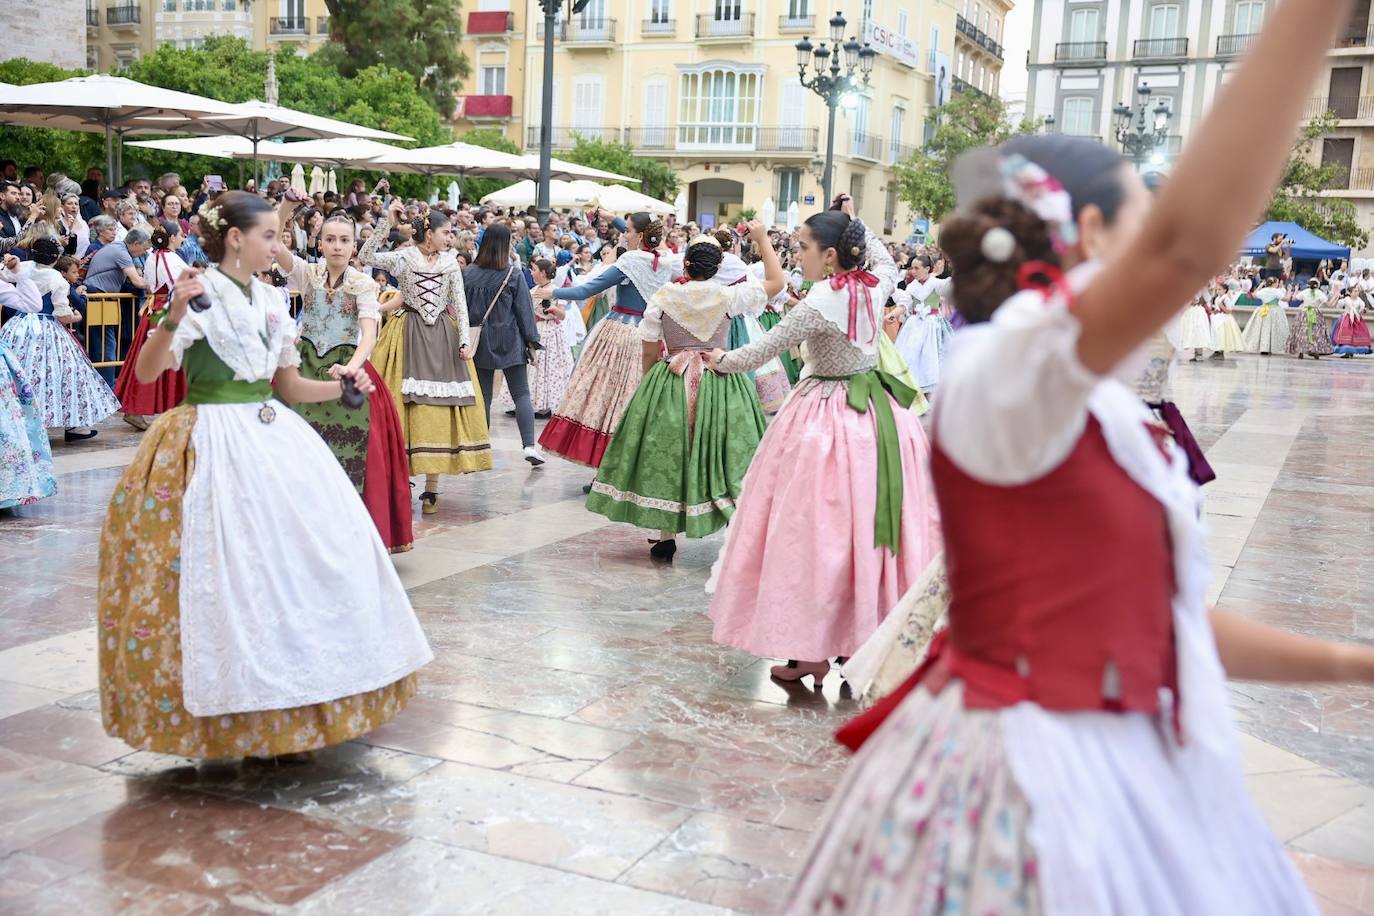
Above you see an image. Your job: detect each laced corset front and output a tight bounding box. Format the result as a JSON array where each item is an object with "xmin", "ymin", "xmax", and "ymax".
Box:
[{"xmin": 359, "ymin": 227, "xmax": 468, "ymax": 333}]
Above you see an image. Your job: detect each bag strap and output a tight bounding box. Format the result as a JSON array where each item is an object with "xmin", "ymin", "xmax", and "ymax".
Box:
[{"xmin": 478, "ymin": 266, "xmax": 515, "ymax": 327}]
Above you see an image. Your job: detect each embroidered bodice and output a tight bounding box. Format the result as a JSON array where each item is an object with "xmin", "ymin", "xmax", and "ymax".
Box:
[
  {"xmin": 640, "ymin": 276, "xmax": 765, "ymax": 352},
  {"xmin": 359, "ymin": 228, "xmax": 468, "ymax": 332},
  {"xmin": 169, "ymin": 268, "xmax": 300, "ymax": 382},
  {"xmin": 290, "ymin": 262, "xmax": 381, "ymax": 357}
]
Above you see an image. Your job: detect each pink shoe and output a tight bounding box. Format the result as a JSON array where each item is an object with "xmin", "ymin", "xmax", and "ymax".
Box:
[{"xmin": 770, "ymin": 659, "xmax": 830, "ymax": 687}]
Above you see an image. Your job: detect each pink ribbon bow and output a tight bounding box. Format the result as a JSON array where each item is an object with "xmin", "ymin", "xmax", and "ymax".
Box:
[
  {"xmin": 828, "ymin": 269, "xmax": 880, "ymax": 342},
  {"xmin": 667, "ymin": 349, "xmax": 711, "ymax": 431}
]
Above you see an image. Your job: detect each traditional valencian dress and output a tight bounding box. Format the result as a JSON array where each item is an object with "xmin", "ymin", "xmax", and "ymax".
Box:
[
  {"xmin": 496, "ymin": 292, "xmax": 575, "ymax": 415},
  {"xmin": 1209, "ymin": 289, "xmax": 1246, "ymax": 354},
  {"xmin": 708, "ymin": 229, "xmax": 941, "ymax": 662},
  {"xmin": 360, "ymin": 230, "xmax": 492, "ymax": 476},
  {"xmin": 540, "ymin": 249, "xmax": 673, "ymax": 466},
  {"xmin": 587, "ymin": 273, "xmax": 769, "ymax": 538},
  {"xmin": 1178, "ymin": 293, "xmax": 1215, "ymax": 354},
  {"xmin": 1286, "ymin": 288, "xmax": 1334, "ymax": 358},
  {"xmin": 1242, "ymin": 285, "xmax": 1290, "ymax": 354},
  {"xmin": 98, "ymin": 268, "xmax": 432, "ymax": 759},
  {"xmin": 0, "ymin": 339, "xmax": 56, "ymax": 509},
  {"xmin": 892, "ymin": 274, "xmax": 954, "ymax": 392},
  {"xmin": 787, "ymin": 265, "xmax": 1319, "ymax": 915},
  {"xmin": 287, "ymin": 260, "xmax": 413, "ymax": 553},
  {"xmin": 1333, "ymin": 294, "xmax": 1372, "ymax": 355},
  {"xmin": 0, "ymin": 260, "xmax": 119, "ymax": 429},
  {"xmin": 113, "ymin": 247, "xmax": 189, "ymax": 417}
]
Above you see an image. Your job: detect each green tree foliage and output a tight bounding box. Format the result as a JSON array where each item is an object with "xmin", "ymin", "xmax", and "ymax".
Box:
[
  {"xmin": 0, "ymin": 59, "xmax": 104, "ymax": 179},
  {"xmin": 1265, "ymin": 112, "xmax": 1370, "ymax": 251},
  {"xmin": 456, "ymin": 129, "xmax": 520, "ymax": 206},
  {"xmin": 319, "ymin": 0, "xmax": 469, "ymax": 118},
  {"xmin": 895, "ymin": 91, "xmax": 1038, "ymax": 223},
  {"xmin": 563, "ymin": 134, "xmax": 679, "ymax": 202}
]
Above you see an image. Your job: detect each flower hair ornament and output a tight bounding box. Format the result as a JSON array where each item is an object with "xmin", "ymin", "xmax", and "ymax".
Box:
[
  {"xmin": 997, "ymin": 154, "xmax": 1078, "ymax": 254},
  {"xmin": 688, "ymin": 234, "xmax": 721, "ymax": 248},
  {"xmin": 198, "ymin": 204, "xmax": 227, "ymax": 232}
]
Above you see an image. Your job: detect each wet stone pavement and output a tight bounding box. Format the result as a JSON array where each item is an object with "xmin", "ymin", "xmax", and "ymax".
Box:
[{"xmin": 1, "ymin": 353, "xmax": 1373, "ymax": 914}]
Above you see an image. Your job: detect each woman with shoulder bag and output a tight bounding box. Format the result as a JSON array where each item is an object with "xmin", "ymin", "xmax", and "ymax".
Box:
[{"xmin": 465, "ymin": 223, "xmax": 545, "ymax": 466}]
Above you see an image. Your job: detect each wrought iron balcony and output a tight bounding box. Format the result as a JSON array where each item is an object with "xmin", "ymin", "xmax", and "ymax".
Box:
[
  {"xmin": 696, "ymin": 13, "xmax": 754, "ymax": 40},
  {"xmin": 1306, "ymin": 95, "xmax": 1374, "ymax": 121},
  {"xmin": 525, "ymin": 125, "xmax": 819, "ymax": 155},
  {"xmin": 1216, "ymin": 33, "xmax": 1258, "ymax": 56},
  {"xmin": 956, "ymin": 15, "xmax": 1004, "ymax": 60},
  {"xmin": 1132, "ymin": 37, "xmax": 1188, "ymax": 60},
  {"xmin": 106, "ymin": 5, "xmax": 140, "ymax": 26},
  {"xmin": 536, "ymin": 18, "xmax": 616, "ymax": 44},
  {"xmin": 779, "ymin": 14, "xmax": 814, "ymax": 32},
  {"xmin": 850, "ymin": 131, "xmax": 885, "ymax": 161},
  {"xmin": 269, "ymin": 16, "xmax": 308, "ymax": 35},
  {"xmin": 952, "ymin": 74, "xmax": 992, "ymax": 100},
  {"xmin": 642, "ymin": 18, "xmax": 676, "ymax": 36},
  {"xmin": 1054, "ymin": 41, "xmax": 1107, "ymax": 66}
]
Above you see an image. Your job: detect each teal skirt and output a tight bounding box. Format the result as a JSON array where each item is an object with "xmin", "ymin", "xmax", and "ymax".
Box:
[
  {"xmin": 758, "ymin": 309, "xmax": 802, "ymax": 385},
  {"xmin": 586, "ymin": 360, "xmax": 766, "ymax": 538}
]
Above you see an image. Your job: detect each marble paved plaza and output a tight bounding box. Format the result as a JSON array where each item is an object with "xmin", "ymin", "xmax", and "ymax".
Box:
[{"xmin": 2, "ymin": 353, "xmax": 1374, "ymax": 914}]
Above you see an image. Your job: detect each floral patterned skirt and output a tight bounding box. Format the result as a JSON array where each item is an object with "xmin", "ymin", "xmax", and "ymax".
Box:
[
  {"xmin": 0, "ymin": 313, "xmax": 119, "ymax": 428},
  {"xmin": 786, "ymin": 682, "xmax": 1041, "ymax": 916},
  {"xmin": 539, "ymin": 317, "xmax": 643, "ymax": 468},
  {"xmin": 97, "ymin": 404, "xmax": 416, "ymax": 759},
  {"xmin": 0, "ymin": 343, "xmax": 55, "ymax": 509}
]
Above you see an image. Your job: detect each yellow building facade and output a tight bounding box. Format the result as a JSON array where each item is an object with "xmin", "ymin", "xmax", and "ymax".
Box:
[
  {"xmin": 85, "ymin": 0, "xmax": 332, "ymax": 71},
  {"xmin": 457, "ymin": 0, "xmax": 991, "ymax": 239}
]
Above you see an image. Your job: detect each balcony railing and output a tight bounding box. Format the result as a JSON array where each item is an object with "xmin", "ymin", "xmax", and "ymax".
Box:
[
  {"xmin": 850, "ymin": 131, "xmax": 884, "ymax": 161},
  {"xmin": 525, "ymin": 125, "xmax": 819, "ymax": 155},
  {"xmin": 1347, "ymin": 167, "xmax": 1374, "ymax": 190},
  {"xmin": 956, "ymin": 14, "xmax": 1004, "ymax": 60},
  {"xmin": 696, "ymin": 13, "xmax": 754, "ymax": 39},
  {"xmin": 537, "ymin": 18, "xmax": 616, "ymax": 43},
  {"xmin": 779, "ymin": 14, "xmax": 814, "ymax": 32},
  {"xmin": 466, "ymin": 10, "xmax": 512, "ymax": 35},
  {"xmin": 269, "ymin": 16, "xmax": 308, "ymax": 35},
  {"xmin": 643, "ymin": 18, "xmax": 676, "ymax": 35},
  {"xmin": 952, "ymin": 74, "xmax": 992, "ymax": 100},
  {"xmin": 86, "ymin": 7, "xmax": 98, "ymax": 26},
  {"xmin": 1132, "ymin": 37, "xmax": 1188, "ymax": 60},
  {"xmin": 1216, "ymin": 33, "xmax": 1257, "ymax": 56},
  {"xmin": 106, "ymin": 4, "xmax": 140, "ymax": 25},
  {"xmin": 1307, "ymin": 95, "xmax": 1374, "ymax": 120},
  {"xmin": 464, "ymin": 95, "xmax": 513, "ymax": 118},
  {"xmin": 1055, "ymin": 41, "xmax": 1107, "ymax": 65},
  {"xmin": 1335, "ymin": 26, "xmax": 1374, "ymax": 49}
]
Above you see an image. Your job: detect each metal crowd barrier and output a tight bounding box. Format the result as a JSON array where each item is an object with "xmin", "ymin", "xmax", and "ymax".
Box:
[{"xmin": 82, "ymin": 292, "xmax": 136, "ymax": 371}]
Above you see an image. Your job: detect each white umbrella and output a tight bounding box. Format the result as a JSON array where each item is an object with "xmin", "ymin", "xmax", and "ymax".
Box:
[
  {"xmin": 309, "ymin": 166, "xmax": 326, "ymax": 195},
  {"xmin": 595, "ymin": 183, "xmax": 675, "ymax": 216},
  {"xmin": 366, "ymin": 142, "xmax": 529, "ymax": 179},
  {"xmin": 0, "ymin": 75, "xmax": 244, "ymax": 184},
  {"xmin": 447, "ymin": 181, "xmax": 460, "ymax": 209},
  {"xmin": 174, "ymin": 99, "xmax": 412, "ymax": 185},
  {"xmin": 514, "ymin": 155, "xmax": 638, "ymax": 183},
  {"xmin": 760, "ymin": 197, "xmax": 777, "ymax": 229},
  {"xmin": 786, "ymin": 201, "xmax": 800, "ymax": 231},
  {"xmin": 290, "ymin": 164, "xmax": 306, "ymax": 195},
  {"xmin": 254, "ymin": 136, "xmax": 404, "ymax": 169},
  {"xmin": 674, "ymin": 188, "xmax": 688, "ymax": 223},
  {"xmin": 480, "ymin": 179, "xmax": 598, "ymax": 210},
  {"xmin": 126, "ymin": 135, "xmax": 268, "ymax": 159},
  {"xmin": 327, "ymin": 170, "xmax": 338, "ymax": 193}
]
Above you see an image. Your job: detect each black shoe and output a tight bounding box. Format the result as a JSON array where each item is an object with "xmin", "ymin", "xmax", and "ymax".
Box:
[
  {"xmin": 63, "ymin": 427, "xmax": 98, "ymax": 442},
  {"xmin": 649, "ymin": 538, "xmax": 677, "ymax": 561},
  {"xmin": 582, "ymin": 481, "xmax": 594, "ymax": 494},
  {"xmin": 534, "ymin": 410, "xmax": 552, "ymax": 419},
  {"xmin": 419, "ymin": 491, "xmax": 439, "ymax": 515},
  {"xmin": 504, "ymin": 410, "xmax": 517, "ymax": 417}
]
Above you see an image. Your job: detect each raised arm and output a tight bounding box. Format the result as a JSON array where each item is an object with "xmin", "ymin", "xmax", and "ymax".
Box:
[
  {"xmin": 1074, "ymin": 0, "xmax": 1352, "ymax": 374},
  {"xmin": 716, "ymin": 302, "xmax": 828, "ymax": 375},
  {"xmin": 358, "ymin": 200, "xmax": 408, "ymax": 276},
  {"xmin": 274, "ymin": 200, "xmax": 302, "ymax": 274},
  {"xmin": 548, "ymin": 266, "xmax": 624, "ymax": 302}
]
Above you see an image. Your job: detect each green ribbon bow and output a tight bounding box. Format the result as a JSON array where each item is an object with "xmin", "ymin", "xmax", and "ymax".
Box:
[
  {"xmin": 1304, "ymin": 305, "xmax": 1319, "ymax": 345},
  {"xmin": 823, "ymin": 368, "xmax": 920, "ymax": 556}
]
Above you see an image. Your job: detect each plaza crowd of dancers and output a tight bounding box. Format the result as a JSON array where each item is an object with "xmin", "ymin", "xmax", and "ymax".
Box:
[{"xmin": 3, "ymin": 0, "xmax": 1374, "ymax": 908}]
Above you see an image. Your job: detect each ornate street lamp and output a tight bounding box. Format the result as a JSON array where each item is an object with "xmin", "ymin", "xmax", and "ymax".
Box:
[
  {"xmin": 1113, "ymin": 82, "xmax": 1172, "ymax": 168},
  {"xmin": 796, "ymin": 12, "xmax": 876, "ymax": 206}
]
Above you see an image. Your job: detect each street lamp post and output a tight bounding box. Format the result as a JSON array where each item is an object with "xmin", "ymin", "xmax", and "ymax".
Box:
[
  {"xmin": 1113, "ymin": 82, "xmax": 1172, "ymax": 168},
  {"xmin": 534, "ymin": 0, "xmax": 563, "ymax": 226},
  {"xmin": 795, "ymin": 13, "xmax": 876, "ymax": 206}
]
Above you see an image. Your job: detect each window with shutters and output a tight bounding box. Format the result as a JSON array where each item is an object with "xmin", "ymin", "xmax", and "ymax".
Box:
[
  {"xmin": 573, "ymin": 77, "xmax": 603, "ymax": 140},
  {"xmin": 714, "ymin": 0, "xmax": 741, "ymax": 21},
  {"xmin": 779, "ymin": 80, "xmax": 807, "ymax": 149},
  {"xmin": 643, "ymin": 81, "xmax": 668, "ymax": 147},
  {"xmin": 889, "ymin": 105, "xmax": 905, "ymax": 162},
  {"xmin": 1062, "ymin": 97, "xmax": 1095, "ymax": 136},
  {"xmin": 1322, "ymin": 137, "xmax": 1355, "ymax": 188},
  {"xmin": 678, "ymin": 66, "xmax": 762, "ymax": 147},
  {"xmin": 1069, "ymin": 8, "xmax": 1099, "ymax": 42},
  {"xmin": 788, "ymin": 0, "xmax": 809, "ymax": 16},
  {"xmin": 650, "ymin": 0, "xmax": 671, "ymax": 23},
  {"xmin": 1148, "ymin": 4, "xmax": 1181, "ymax": 38},
  {"xmin": 1234, "ymin": 0, "xmax": 1264, "ymax": 33},
  {"xmin": 480, "ymin": 66, "xmax": 506, "ymax": 96},
  {"xmin": 778, "ymin": 169, "xmax": 801, "ymax": 210},
  {"xmin": 850, "ymin": 174, "xmax": 866, "ymax": 213}
]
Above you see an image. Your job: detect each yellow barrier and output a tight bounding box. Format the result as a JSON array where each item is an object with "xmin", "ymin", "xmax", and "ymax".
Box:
[{"xmin": 82, "ymin": 292, "xmax": 137, "ymax": 371}]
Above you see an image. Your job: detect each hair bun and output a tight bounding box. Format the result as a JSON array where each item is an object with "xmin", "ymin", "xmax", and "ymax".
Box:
[
  {"xmin": 683, "ymin": 240, "xmax": 724, "ymax": 281},
  {"xmin": 837, "ymin": 218, "xmax": 868, "ymax": 270}
]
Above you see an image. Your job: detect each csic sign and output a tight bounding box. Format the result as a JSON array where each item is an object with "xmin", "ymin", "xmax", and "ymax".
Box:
[{"xmin": 864, "ymin": 21, "xmax": 920, "ymax": 70}]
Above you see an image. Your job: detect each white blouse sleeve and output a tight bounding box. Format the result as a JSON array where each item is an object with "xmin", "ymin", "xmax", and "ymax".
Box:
[
  {"xmin": 934, "ymin": 297, "xmax": 1103, "ymax": 486},
  {"xmin": 168, "ymin": 307, "xmax": 209, "ymax": 369},
  {"xmin": 271, "ymin": 293, "xmax": 302, "ymax": 369},
  {"xmin": 638, "ymin": 293, "xmax": 664, "ymax": 343},
  {"xmin": 723, "ymin": 275, "xmax": 768, "ymax": 318}
]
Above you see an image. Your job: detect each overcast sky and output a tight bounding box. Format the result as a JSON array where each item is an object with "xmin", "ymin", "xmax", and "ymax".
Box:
[{"xmin": 1000, "ymin": 4, "xmax": 1032, "ymax": 97}]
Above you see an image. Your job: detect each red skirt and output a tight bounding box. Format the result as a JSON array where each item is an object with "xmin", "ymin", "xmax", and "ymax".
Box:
[
  {"xmin": 113, "ymin": 306, "xmax": 187, "ymax": 416},
  {"xmin": 538, "ymin": 416, "xmax": 611, "ymax": 468},
  {"xmin": 361, "ymin": 361, "xmax": 414, "ymax": 553}
]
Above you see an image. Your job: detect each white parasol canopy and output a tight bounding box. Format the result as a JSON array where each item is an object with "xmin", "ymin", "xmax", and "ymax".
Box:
[
  {"xmin": 594, "ymin": 183, "xmax": 676, "ymax": 216},
  {"xmin": 480, "ymin": 179, "xmax": 600, "ymax": 210},
  {"xmin": 786, "ymin": 201, "xmax": 800, "ymax": 231},
  {"xmin": 126, "ymin": 135, "xmax": 268, "ymax": 160},
  {"xmin": 309, "ymin": 166, "xmax": 326, "ymax": 195},
  {"xmin": 674, "ymin": 188, "xmax": 688, "ymax": 223},
  {"xmin": 0, "ymin": 75, "xmax": 244, "ymax": 184},
  {"xmin": 365, "ymin": 142, "xmax": 529, "ymax": 178},
  {"xmin": 289, "ymin": 163, "xmax": 306, "ymax": 195},
  {"xmin": 515, "ymin": 155, "xmax": 638, "ymax": 183},
  {"xmin": 761, "ymin": 197, "xmax": 777, "ymax": 228}
]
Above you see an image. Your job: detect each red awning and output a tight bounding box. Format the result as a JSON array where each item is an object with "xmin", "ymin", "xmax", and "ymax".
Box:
[{"xmin": 467, "ymin": 11, "xmax": 510, "ymax": 34}]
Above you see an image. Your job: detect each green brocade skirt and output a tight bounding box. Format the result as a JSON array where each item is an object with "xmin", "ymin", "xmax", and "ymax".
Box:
[
  {"xmin": 294, "ymin": 342, "xmax": 370, "ymax": 493},
  {"xmin": 757, "ymin": 309, "xmax": 802, "ymax": 385},
  {"xmin": 586, "ymin": 360, "xmax": 766, "ymax": 538}
]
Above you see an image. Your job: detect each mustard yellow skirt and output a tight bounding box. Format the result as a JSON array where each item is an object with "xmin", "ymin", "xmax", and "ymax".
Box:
[
  {"xmin": 372, "ymin": 311, "xmax": 494, "ymax": 476},
  {"xmin": 97, "ymin": 405, "xmax": 416, "ymax": 759}
]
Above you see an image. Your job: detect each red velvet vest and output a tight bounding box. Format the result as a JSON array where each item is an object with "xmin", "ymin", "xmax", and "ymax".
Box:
[{"xmin": 927, "ymin": 416, "xmax": 1178, "ymax": 713}]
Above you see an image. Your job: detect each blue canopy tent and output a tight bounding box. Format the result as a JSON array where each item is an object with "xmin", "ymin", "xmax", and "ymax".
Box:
[{"xmin": 1241, "ymin": 221, "xmax": 1350, "ymax": 262}]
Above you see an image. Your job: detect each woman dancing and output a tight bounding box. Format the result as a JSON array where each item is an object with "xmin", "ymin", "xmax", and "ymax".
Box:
[
  {"xmin": 0, "ymin": 335, "xmax": 56, "ymax": 509},
  {"xmin": 891, "ymin": 255, "xmax": 953, "ymax": 393},
  {"xmin": 276, "ymin": 205, "xmax": 413, "ymax": 553},
  {"xmin": 1332, "ymin": 287, "xmax": 1372, "ymax": 356},
  {"xmin": 99, "ymin": 191, "xmax": 431, "ymax": 760},
  {"xmin": 113, "ymin": 220, "xmax": 189, "ymax": 431},
  {"xmin": 588, "ymin": 224, "xmax": 784, "ymax": 560},
  {"xmin": 1287, "ymin": 278, "xmax": 1334, "ymax": 359},
  {"xmin": 787, "ymin": 3, "xmax": 1374, "ymax": 909},
  {"xmin": 534, "ymin": 213, "xmax": 673, "ymax": 476},
  {"xmin": 0, "ymin": 241, "xmax": 117, "ymax": 441},
  {"xmin": 1210, "ymin": 280, "xmax": 1247, "ymax": 356},
  {"xmin": 363, "ymin": 199, "xmax": 492, "ymax": 515},
  {"xmin": 706, "ymin": 195, "xmax": 942, "ymax": 686},
  {"xmin": 1243, "ymin": 276, "xmax": 1290, "ymax": 355}
]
